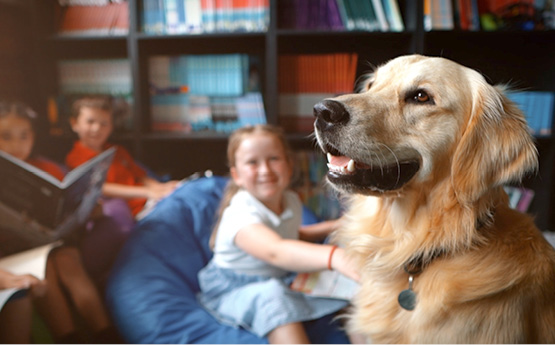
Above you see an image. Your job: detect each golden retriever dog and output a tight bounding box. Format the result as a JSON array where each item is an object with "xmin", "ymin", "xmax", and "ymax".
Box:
[{"xmin": 313, "ymin": 54, "xmax": 555, "ymax": 343}]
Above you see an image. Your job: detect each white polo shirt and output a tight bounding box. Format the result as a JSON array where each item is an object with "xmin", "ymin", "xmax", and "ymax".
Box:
[{"xmin": 211, "ymin": 189, "xmax": 302, "ymax": 277}]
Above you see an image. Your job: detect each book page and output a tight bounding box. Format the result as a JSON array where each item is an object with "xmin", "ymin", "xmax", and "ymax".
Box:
[
  {"xmin": 0, "ymin": 243, "xmax": 58, "ymax": 310},
  {"xmin": 290, "ymin": 270, "xmax": 359, "ymax": 300}
]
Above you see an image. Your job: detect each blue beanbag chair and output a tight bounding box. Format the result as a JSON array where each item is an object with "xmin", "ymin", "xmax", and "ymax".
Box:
[{"xmin": 106, "ymin": 175, "xmax": 349, "ymax": 344}]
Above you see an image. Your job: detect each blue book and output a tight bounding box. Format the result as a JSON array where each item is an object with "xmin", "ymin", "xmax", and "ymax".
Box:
[
  {"xmin": 236, "ymin": 92, "xmax": 267, "ymax": 126},
  {"xmin": 186, "ymin": 54, "xmax": 248, "ymax": 96},
  {"xmin": 143, "ymin": 0, "xmax": 165, "ymax": 34},
  {"xmin": 509, "ymin": 92, "xmax": 535, "ymax": 135},
  {"xmin": 176, "ymin": 0, "xmax": 187, "ymax": 33},
  {"xmin": 539, "ymin": 92, "xmax": 554, "ymax": 137}
]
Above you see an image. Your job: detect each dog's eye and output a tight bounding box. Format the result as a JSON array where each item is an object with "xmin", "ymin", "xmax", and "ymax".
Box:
[
  {"xmin": 407, "ymin": 90, "xmax": 434, "ymax": 104},
  {"xmin": 416, "ymin": 92, "xmax": 429, "ymax": 102}
]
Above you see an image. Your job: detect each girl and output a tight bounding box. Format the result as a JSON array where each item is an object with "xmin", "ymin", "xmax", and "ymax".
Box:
[
  {"xmin": 0, "ymin": 100, "xmax": 118, "ymax": 343},
  {"xmin": 198, "ymin": 124, "xmax": 359, "ymax": 344}
]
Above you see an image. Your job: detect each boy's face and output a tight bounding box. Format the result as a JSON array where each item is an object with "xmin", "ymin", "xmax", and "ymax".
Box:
[
  {"xmin": 0, "ymin": 114, "xmax": 34, "ymax": 161},
  {"xmin": 70, "ymin": 106, "xmax": 113, "ymax": 152}
]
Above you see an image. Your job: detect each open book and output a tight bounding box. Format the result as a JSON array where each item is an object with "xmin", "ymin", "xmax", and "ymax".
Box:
[
  {"xmin": 290, "ymin": 269, "xmax": 359, "ymax": 300},
  {"xmin": 0, "ymin": 243, "xmax": 58, "ymax": 310},
  {"xmin": 0, "ymin": 147, "xmax": 115, "ymax": 250}
]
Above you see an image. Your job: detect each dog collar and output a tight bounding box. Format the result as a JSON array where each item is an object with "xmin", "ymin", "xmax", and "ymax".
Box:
[
  {"xmin": 398, "ymin": 209, "xmax": 496, "ymax": 311},
  {"xmin": 398, "ymin": 249, "xmax": 445, "ymax": 311}
]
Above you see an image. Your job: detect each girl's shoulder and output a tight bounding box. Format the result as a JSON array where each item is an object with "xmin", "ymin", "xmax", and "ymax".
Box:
[
  {"xmin": 284, "ymin": 189, "xmax": 302, "ymax": 209},
  {"xmin": 229, "ymin": 189, "xmax": 256, "ymax": 208}
]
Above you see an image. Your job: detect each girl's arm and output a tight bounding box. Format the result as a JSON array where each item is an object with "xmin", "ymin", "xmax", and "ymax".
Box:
[
  {"xmin": 235, "ymin": 223, "xmax": 359, "ymax": 282},
  {"xmin": 102, "ymin": 183, "xmax": 151, "ymax": 199}
]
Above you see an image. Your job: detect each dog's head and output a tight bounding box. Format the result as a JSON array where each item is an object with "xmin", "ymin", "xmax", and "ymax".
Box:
[{"xmin": 314, "ymin": 54, "xmax": 537, "ymax": 205}]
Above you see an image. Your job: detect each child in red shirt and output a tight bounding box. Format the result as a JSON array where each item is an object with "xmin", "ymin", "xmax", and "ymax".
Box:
[
  {"xmin": 0, "ymin": 100, "xmax": 119, "ymax": 343},
  {"xmin": 66, "ymin": 95, "xmax": 179, "ymax": 217}
]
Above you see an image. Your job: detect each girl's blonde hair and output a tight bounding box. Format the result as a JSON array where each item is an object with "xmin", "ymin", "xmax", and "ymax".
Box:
[{"xmin": 209, "ymin": 124, "xmax": 293, "ymax": 249}]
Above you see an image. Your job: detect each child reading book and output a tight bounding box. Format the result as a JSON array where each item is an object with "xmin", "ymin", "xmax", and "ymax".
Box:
[
  {"xmin": 0, "ymin": 100, "xmax": 119, "ymax": 343},
  {"xmin": 65, "ymin": 95, "xmax": 180, "ymax": 218},
  {"xmin": 197, "ymin": 124, "xmax": 359, "ymax": 344}
]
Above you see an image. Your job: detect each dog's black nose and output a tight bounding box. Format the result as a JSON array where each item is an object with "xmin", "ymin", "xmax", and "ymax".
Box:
[{"xmin": 313, "ymin": 100, "xmax": 349, "ymax": 131}]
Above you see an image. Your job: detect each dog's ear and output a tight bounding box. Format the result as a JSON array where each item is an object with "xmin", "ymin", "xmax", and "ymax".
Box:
[{"xmin": 451, "ymin": 82, "xmax": 538, "ymax": 205}]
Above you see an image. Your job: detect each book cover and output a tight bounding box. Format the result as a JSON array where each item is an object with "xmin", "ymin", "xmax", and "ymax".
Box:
[
  {"xmin": 335, "ymin": 0, "xmax": 355, "ymax": 30},
  {"xmin": 372, "ymin": 0, "xmax": 390, "ymax": 31},
  {"xmin": 0, "ymin": 147, "xmax": 115, "ymax": 248},
  {"xmin": 184, "ymin": 0, "xmax": 203, "ymax": 33},
  {"xmin": 380, "ymin": 0, "xmax": 404, "ymax": 31},
  {"xmin": 143, "ymin": 0, "xmax": 166, "ymax": 34},
  {"xmin": 516, "ymin": 188, "xmax": 535, "ymax": 213}
]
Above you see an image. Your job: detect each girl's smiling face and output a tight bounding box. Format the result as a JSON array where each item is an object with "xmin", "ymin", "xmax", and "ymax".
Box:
[
  {"xmin": 0, "ymin": 114, "xmax": 34, "ymax": 161},
  {"xmin": 231, "ymin": 133, "xmax": 293, "ymax": 214}
]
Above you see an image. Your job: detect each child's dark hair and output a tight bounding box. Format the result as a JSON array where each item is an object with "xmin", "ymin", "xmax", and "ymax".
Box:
[
  {"xmin": 209, "ymin": 124, "xmax": 293, "ymax": 248},
  {"xmin": 71, "ymin": 95, "xmax": 114, "ymax": 119},
  {"xmin": 0, "ymin": 100, "xmax": 38, "ymax": 130}
]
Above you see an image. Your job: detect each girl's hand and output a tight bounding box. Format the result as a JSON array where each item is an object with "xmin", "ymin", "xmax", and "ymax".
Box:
[
  {"xmin": 0, "ymin": 270, "xmax": 47, "ymax": 296},
  {"xmin": 329, "ymin": 247, "xmax": 360, "ymax": 282}
]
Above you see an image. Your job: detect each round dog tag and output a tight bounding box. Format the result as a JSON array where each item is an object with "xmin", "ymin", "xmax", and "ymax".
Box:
[{"xmin": 398, "ymin": 289, "xmax": 417, "ymax": 311}]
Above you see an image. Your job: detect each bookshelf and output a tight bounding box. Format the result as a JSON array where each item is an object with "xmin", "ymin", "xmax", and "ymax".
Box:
[{"xmin": 10, "ymin": 0, "xmax": 554, "ymax": 230}]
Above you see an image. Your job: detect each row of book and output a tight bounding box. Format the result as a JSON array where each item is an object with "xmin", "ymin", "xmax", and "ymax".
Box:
[
  {"xmin": 149, "ymin": 54, "xmax": 252, "ymax": 97},
  {"xmin": 151, "ymin": 92, "xmax": 266, "ymax": 133},
  {"xmin": 508, "ymin": 91, "xmax": 554, "ymax": 137},
  {"xmin": 149, "ymin": 54, "xmax": 264, "ymax": 133},
  {"xmin": 57, "ymin": 0, "xmax": 129, "ymax": 36},
  {"xmin": 279, "ymin": 0, "xmax": 404, "ymax": 32},
  {"xmin": 425, "ymin": 0, "xmax": 555, "ymax": 31},
  {"xmin": 278, "ymin": 53, "xmax": 358, "ymax": 94},
  {"xmin": 58, "ymin": 59, "xmax": 132, "ymax": 96},
  {"xmin": 143, "ymin": 0, "xmax": 270, "ymax": 34},
  {"xmin": 278, "ymin": 53, "xmax": 358, "ymax": 133}
]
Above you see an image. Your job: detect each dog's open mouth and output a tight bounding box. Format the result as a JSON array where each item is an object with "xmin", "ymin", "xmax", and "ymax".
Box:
[{"xmin": 325, "ymin": 146, "xmax": 420, "ymax": 194}]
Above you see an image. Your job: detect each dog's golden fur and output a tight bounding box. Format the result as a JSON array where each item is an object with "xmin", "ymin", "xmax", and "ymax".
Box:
[{"xmin": 314, "ymin": 55, "xmax": 555, "ymax": 343}]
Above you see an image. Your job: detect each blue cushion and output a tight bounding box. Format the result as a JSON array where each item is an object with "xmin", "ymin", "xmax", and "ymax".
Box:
[{"xmin": 106, "ymin": 176, "xmax": 349, "ymax": 344}]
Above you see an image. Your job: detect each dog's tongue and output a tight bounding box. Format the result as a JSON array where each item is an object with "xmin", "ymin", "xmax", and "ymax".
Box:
[
  {"xmin": 328, "ymin": 154, "xmax": 371, "ymax": 170},
  {"xmin": 329, "ymin": 155, "xmax": 351, "ymax": 167}
]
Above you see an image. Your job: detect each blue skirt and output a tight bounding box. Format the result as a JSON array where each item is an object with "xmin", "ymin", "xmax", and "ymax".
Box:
[{"xmin": 197, "ymin": 261, "xmax": 349, "ymax": 337}]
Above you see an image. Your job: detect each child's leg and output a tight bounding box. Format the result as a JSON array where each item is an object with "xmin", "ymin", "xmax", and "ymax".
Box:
[
  {"xmin": 80, "ymin": 198, "xmax": 134, "ymax": 287},
  {"xmin": 33, "ymin": 254, "xmax": 77, "ymax": 341},
  {"xmin": 267, "ymin": 322, "xmax": 310, "ymax": 344},
  {"xmin": 0, "ymin": 295, "xmax": 33, "ymax": 343},
  {"xmin": 51, "ymin": 246, "xmax": 112, "ymax": 334}
]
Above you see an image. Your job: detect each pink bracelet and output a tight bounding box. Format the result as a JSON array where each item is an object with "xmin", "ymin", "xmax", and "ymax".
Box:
[{"xmin": 327, "ymin": 245, "xmax": 338, "ymax": 270}]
